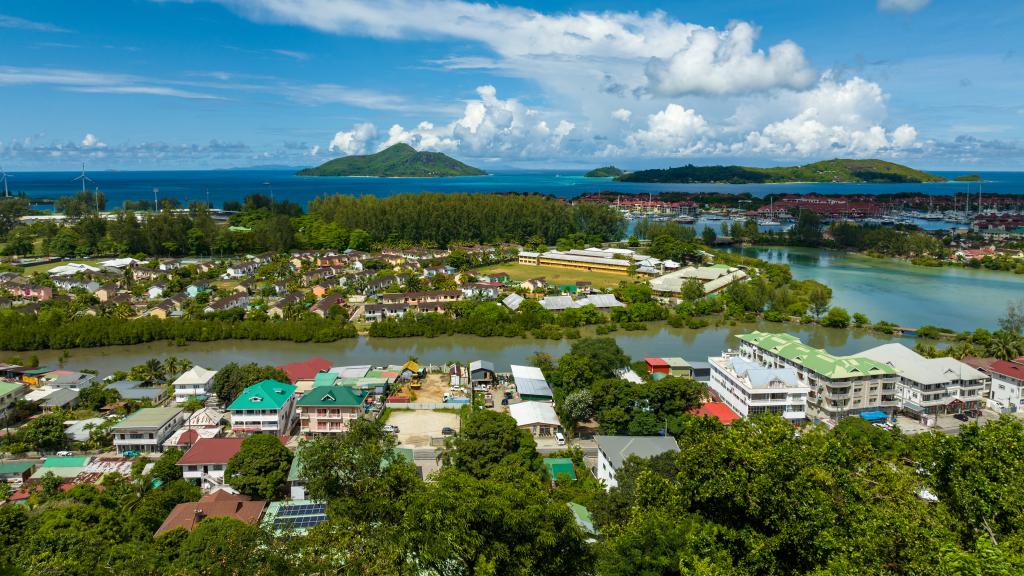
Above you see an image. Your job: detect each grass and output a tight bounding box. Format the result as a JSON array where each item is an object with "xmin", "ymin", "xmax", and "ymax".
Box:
[
  {"xmin": 474, "ymin": 262, "xmax": 630, "ymax": 290},
  {"xmin": 21, "ymin": 257, "xmax": 108, "ymax": 274}
]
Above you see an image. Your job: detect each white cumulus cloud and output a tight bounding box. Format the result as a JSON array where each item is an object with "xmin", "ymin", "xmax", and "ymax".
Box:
[
  {"xmin": 81, "ymin": 133, "xmax": 104, "ymax": 147},
  {"xmin": 624, "ymin": 104, "xmax": 709, "ymax": 156},
  {"xmin": 328, "ymin": 122, "xmax": 377, "ymax": 155},
  {"xmin": 612, "ymin": 108, "xmax": 632, "ymax": 122}
]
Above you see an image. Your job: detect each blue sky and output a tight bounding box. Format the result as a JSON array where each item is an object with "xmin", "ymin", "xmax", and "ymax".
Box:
[{"xmin": 1, "ymin": 0, "xmax": 1022, "ymax": 170}]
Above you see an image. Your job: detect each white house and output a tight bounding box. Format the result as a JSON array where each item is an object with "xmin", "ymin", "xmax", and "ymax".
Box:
[
  {"xmin": 594, "ymin": 435, "xmax": 679, "ymax": 490},
  {"xmin": 508, "ymin": 401, "xmax": 561, "ymax": 437},
  {"xmin": 227, "ymin": 379, "xmax": 297, "ymax": 435},
  {"xmin": 172, "ymin": 365, "xmax": 218, "ymax": 404},
  {"xmin": 987, "ymin": 360, "xmax": 1024, "ymax": 411},
  {"xmin": 177, "ymin": 437, "xmax": 243, "ymax": 491},
  {"xmin": 112, "ymin": 407, "xmax": 185, "ymax": 454},
  {"xmin": 708, "ymin": 353, "xmax": 809, "ymax": 422}
]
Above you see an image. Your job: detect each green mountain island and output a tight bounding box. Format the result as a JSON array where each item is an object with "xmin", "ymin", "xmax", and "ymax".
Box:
[
  {"xmin": 297, "ymin": 143, "xmax": 487, "ymax": 177},
  {"xmin": 584, "ymin": 165, "xmax": 626, "ymax": 178},
  {"xmin": 953, "ymin": 174, "xmax": 983, "ymax": 182},
  {"xmin": 615, "ymin": 159, "xmax": 946, "ymax": 184}
]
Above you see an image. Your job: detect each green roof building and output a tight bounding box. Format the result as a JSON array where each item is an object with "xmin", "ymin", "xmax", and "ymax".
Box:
[
  {"xmin": 735, "ymin": 331, "xmax": 899, "ymax": 423},
  {"xmin": 0, "ymin": 380, "xmax": 26, "ymax": 415},
  {"xmin": 112, "ymin": 407, "xmax": 186, "ymax": 454},
  {"xmin": 312, "ymin": 373, "xmax": 338, "ymax": 388},
  {"xmin": 543, "ymin": 457, "xmax": 577, "ymax": 483},
  {"xmin": 296, "ymin": 386, "xmax": 368, "ymax": 438},
  {"xmin": 228, "ymin": 379, "xmax": 297, "ymax": 435},
  {"xmin": 0, "ymin": 461, "xmax": 35, "ymax": 481}
]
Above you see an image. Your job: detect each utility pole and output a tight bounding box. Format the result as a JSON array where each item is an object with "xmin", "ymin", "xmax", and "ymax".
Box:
[{"xmin": 153, "ymin": 187, "xmax": 159, "ymax": 211}]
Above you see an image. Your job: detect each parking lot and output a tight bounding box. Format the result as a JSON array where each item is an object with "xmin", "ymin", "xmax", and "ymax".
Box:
[
  {"xmin": 895, "ymin": 408, "xmax": 1008, "ymax": 435},
  {"xmin": 386, "ymin": 409, "xmax": 460, "ymax": 447}
]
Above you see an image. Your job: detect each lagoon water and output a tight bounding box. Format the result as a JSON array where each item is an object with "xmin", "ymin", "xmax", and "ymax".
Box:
[
  {"xmin": 24, "ymin": 321, "xmax": 915, "ymax": 376},
  {"xmin": 7, "ymin": 169, "xmax": 1024, "ymax": 209},
  {"xmin": 730, "ymin": 246, "xmax": 1024, "ymax": 331}
]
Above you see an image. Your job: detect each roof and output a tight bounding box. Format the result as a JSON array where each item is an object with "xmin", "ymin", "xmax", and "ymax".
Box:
[
  {"xmin": 156, "ymin": 490, "xmax": 266, "ymax": 536},
  {"xmin": 107, "ymin": 380, "xmax": 165, "ymax": 400},
  {"xmin": 40, "ymin": 387, "xmax": 79, "ymax": 407},
  {"xmin": 228, "ymin": 379, "xmax": 297, "ymax": 411},
  {"xmin": 718, "ymin": 356, "xmax": 802, "ymax": 390},
  {"xmin": 859, "ymin": 343, "xmax": 987, "ymax": 385},
  {"xmin": 540, "ymin": 295, "xmax": 575, "ymax": 311},
  {"xmin": 312, "ymin": 372, "xmax": 338, "ymax": 388},
  {"xmin": 41, "ymin": 455, "xmax": 91, "ymax": 468},
  {"xmin": 645, "ymin": 357, "xmax": 670, "ymax": 368},
  {"xmin": 737, "ymin": 331, "xmax": 898, "ymax": 379},
  {"xmin": 595, "ymin": 435, "xmax": 680, "ymax": 469},
  {"xmin": 296, "ymin": 386, "xmax": 368, "ymax": 407},
  {"xmin": 663, "ymin": 357, "xmax": 690, "ymax": 368},
  {"xmin": 501, "ymin": 293, "xmax": 523, "ymax": 311},
  {"xmin": 177, "ymin": 438, "xmax": 244, "ymax": 465},
  {"xmin": 568, "ymin": 502, "xmax": 595, "ymax": 534},
  {"xmin": 508, "ymin": 401, "xmax": 560, "ymax": 427},
  {"xmin": 0, "ymin": 462, "xmax": 34, "ymax": 475},
  {"xmin": 690, "ymin": 402, "xmax": 740, "ymax": 425},
  {"xmin": 0, "ymin": 381, "xmax": 24, "ymax": 397},
  {"xmin": 510, "ymin": 365, "xmax": 553, "ymax": 397},
  {"xmin": 277, "ymin": 357, "xmax": 332, "ymax": 383},
  {"xmin": 113, "ymin": 407, "xmax": 183, "ymax": 430},
  {"xmin": 543, "ymin": 458, "xmax": 577, "ymax": 481},
  {"xmin": 262, "ymin": 499, "xmax": 328, "ymax": 534},
  {"xmin": 469, "ymin": 360, "xmax": 494, "ymax": 373},
  {"xmin": 576, "ymin": 293, "xmax": 624, "ymax": 308},
  {"xmin": 172, "ymin": 366, "xmax": 217, "ymax": 386},
  {"xmin": 859, "ymin": 411, "xmax": 889, "ymax": 422},
  {"xmin": 990, "ymin": 360, "xmax": 1024, "ymax": 382}
]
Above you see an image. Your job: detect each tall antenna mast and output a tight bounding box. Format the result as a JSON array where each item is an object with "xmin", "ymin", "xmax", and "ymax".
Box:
[
  {"xmin": 153, "ymin": 187, "xmax": 159, "ymax": 211},
  {"xmin": 0, "ymin": 165, "xmax": 9, "ymax": 198}
]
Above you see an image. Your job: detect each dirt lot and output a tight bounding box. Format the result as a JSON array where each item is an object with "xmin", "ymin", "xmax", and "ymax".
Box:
[
  {"xmin": 391, "ymin": 372, "xmax": 469, "ymax": 403},
  {"xmin": 387, "ymin": 410, "xmax": 461, "ymax": 447}
]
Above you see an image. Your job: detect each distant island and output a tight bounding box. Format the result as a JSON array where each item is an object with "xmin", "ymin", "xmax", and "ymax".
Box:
[
  {"xmin": 615, "ymin": 159, "xmax": 946, "ymax": 184},
  {"xmin": 953, "ymin": 174, "xmax": 983, "ymax": 182},
  {"xmin": 584, "ymin": 165, "xmax": 626, "ymax": 178},
  {"xmin": 297, "ymin": 143, "xmax": 487, "ymax": 177}
]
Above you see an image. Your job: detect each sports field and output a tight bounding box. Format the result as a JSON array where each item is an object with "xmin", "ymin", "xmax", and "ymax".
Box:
[{"xmin": 474, "ymin": 262, "xmax": 630, "ymax": 290}]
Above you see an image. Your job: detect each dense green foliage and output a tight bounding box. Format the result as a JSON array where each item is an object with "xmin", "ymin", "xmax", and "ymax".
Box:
[
  {"xmin": 584, "ymin": 165, "xmax": 626, "ymax": 177},
  {"xmin": 309, "ymin": 191, "xmax": 625, "ymax": 247},
  {"xmin": 830, "ymin": 221, "xmax": 945, "ymax": 257},
  {"xmin": 212, "ymin": 362, "xmax": 292, "ymax": 405},
  {"xmin": 617, "ymin": 158, "xmax": 946, "ymax": 184},
  {"xmin": 954, "ymin": 174, "xmax": 983, "ymax": 182},
  {"xmin": 297, "ymin": 143, "xmax": 486, "ymax": 177},
  {"xmin": 0, "ymin": 311, "xmax": 357, "ymax": 351},
  {"xmin": 225, "ymin": 435, "xmax": 292, "ymax": 500}
]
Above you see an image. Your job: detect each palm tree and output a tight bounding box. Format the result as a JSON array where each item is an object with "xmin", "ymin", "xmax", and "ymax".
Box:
[{"xmin": 985, "ymin": 331, "xmax": 1024, "ymax": 361}]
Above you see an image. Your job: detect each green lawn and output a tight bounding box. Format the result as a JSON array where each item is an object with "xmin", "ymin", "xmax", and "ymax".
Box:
[
  {"xmin": 474, "ymin": 262, "xmax": 631, "ymax": 289},
  {"xmin": 21, "ymin": 258, "xmax": 108, "ymax": 274}
]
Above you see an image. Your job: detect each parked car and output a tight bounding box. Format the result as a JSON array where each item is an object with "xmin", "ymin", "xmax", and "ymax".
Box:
[
  {"xmin": 501, "ymin": 398, "xmax": 509, "ymax": 406},
  {"xmin": 954, "ymin": 413, "xmax": 970, "ymax": 422},
  {"xmin": 441, "ymin": 427, "xmax": 456, "ymax": 436},
  {"xmin": 56, "ymin": 450, "xmax": 74, "ymax": 457},
  {"xmin": 383, "ymin": 424, "xmax": 400, "ymax": 434},
  {"xmin": 555, "ymin": 431, "xmax": 565, "ymax": 446},
  {"xmin": 122, "ymin": 451, "xmax": 140, "ymax": 458}
]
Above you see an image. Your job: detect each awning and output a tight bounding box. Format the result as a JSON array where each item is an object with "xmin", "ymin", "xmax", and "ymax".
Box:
[{"xmin": 859, "ymin": 411, "xmax": 888, "ymax": 422}]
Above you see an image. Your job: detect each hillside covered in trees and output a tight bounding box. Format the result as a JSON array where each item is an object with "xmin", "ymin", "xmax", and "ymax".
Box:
[
  {"xmin": 617, "ymin": 158, "xmax": 946, "ymax": 184},
  {"xmin": 297, "ymin": 143, "xmax": 486, "ymax": 177},
  {"xmin": 584, "ymin": 166, "xmax": 625, "ymax": 177}
]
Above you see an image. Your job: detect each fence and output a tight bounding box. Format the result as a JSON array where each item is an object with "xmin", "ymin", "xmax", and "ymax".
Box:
[{"xmin": 385, "ymin": 402, "xmax": 462, "ymax": 410}]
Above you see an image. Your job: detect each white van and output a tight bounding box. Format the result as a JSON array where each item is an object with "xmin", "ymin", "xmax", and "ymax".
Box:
[{"xmin": 554, "ymin": 431, "xmax": 565, "ymax": 446}]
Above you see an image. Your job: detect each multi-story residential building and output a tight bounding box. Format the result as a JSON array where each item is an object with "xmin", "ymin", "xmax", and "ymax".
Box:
[
  {"xmin": 363, "ymin": 303, "xmax": 409, "ymax": 323},
  {"xmin": 987, "ymin": 360, "xmax": 1024, "ymax": 412},
  {"xmin": 736, "ymin": 332, "xmax": 899, "ymax": 424},
  {"xmin": 378, "ymin": 291, "xmax": 461, "ymax": 306},
  {"xmin": 227, "ymin": 379, "xmax": 297, "ymax": 435},
  {"xmin": 172, "ymin": 365, "xmax": 218, "ymax": 404},
  {"xmin": 0, "ymin": 381, "xmax": 26, "ymax": 418},
  {"xmin": 296, "ymin": 386, "xmax": 368, "ymax": 437},
  {"xmin": 177, "ymin": 438, "xmax": 243, "ymax": 490},
  {"xmin": 859, "ymin": 343, "xmax": 989, "ymax": 417},
  {"xmin": 708, "ymin": 353, "xmax": 809, "ymax": 422},
  {"xmin": 112, "ymin": 407, "xmax": 185, "ymax": 454}
]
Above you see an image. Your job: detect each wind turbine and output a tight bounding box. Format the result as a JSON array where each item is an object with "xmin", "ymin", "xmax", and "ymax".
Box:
[
  {"xmin": 0, "ymin": 165, "xmax": 9, "ymax": 198},
  {"xmin": 72, "ymin": 162, "xmax": 94, "ymax": 193}
]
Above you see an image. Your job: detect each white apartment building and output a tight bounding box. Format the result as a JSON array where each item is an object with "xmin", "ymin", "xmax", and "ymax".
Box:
[
  {"xmin": 227, "ymin": 379, "xmax": 297, "ymax": 435},
  {"xmin": 172, "ymin": 365, "xmax": 218, "ymax": 404},
  {"xmin": 112, "ymin": 407, "xmax": 185, "ymax": 454},
  {"xmin": 859, "ymin": 343, "xmax": 989, "ymax": 416},
  {"xmin": 737, "ymin": 332, "xmax": 900, "ymax": 424},
  {"xmin": 708, "ymin": 354, "xmax": 809, "ymax": 422},
  {"xmin": 987, "ymin": 360, "xmax": 1024, "ymax": 412}
]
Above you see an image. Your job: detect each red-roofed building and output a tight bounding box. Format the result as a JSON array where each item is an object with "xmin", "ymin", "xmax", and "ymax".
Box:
[
  {"xmin": 644, "ymin": 357, "xmax": 670, "ymax": 375},
  {"xmin": 277, "ymin": 357, "xmax": 332, "ymax": 387},
  {"xmin": 989, "ymin": 360, "xmax": 1024, "ymax": 411},
  {"xmin": 178, "ymin": 438, "xmax": 243, "ymax": 490},
  {"xmin": 155, "ymin": 489, "xmax": 266, "ymax": 536},
  {"xmin": 690, "ymin": 402, "xmax": 741, "ymax": 425}
]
